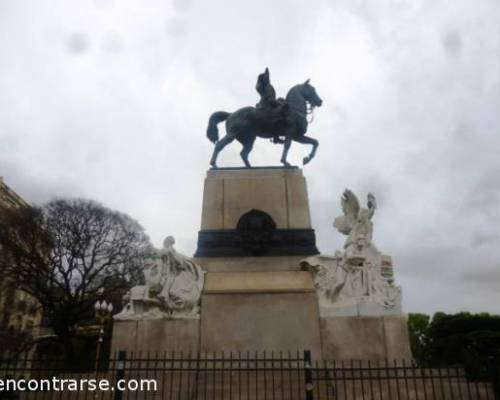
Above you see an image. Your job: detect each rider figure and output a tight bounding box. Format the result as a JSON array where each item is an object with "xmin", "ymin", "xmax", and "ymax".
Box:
[
  {"xmin": 256, "ymin": 68, "xmax": 278, "ymax": 109},
  {"xmin": 255, "ymin": 68, "xmax": 287, "ymax": 142}
]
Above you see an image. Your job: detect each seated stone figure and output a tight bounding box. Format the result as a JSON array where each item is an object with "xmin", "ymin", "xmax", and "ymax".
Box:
[
  {"xmin": 301, "ymin": 190, "xmax": 402, "ymax": 317},
  {"xmin": 114, "ymin": 236, "xmax": 205, "ymax": 320}
]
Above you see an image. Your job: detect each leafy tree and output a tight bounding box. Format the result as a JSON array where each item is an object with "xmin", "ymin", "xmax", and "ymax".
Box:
[
  {"xmin": 408, "ymin": 312, "xmax": 500, "ymax": 366},
  {"xmin": 0, "ymin": 198, "xmax": 152, "ymax": 362},
  {"xmin": 407, "ymin": 313, "xmax": 431, "ymax": 363},
  {"xmin": 427, "ymin": 312, "xmax": 500, "ymax": 365}
]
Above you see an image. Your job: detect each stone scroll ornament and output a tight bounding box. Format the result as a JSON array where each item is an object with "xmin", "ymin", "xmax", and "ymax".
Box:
[
  {"xmin": 114, "ymin": 236, "xmax": 205, "ymax": 320},
  {"xmin": 301, "ymin": 190, "xmax": 402, "ymax": 317}
]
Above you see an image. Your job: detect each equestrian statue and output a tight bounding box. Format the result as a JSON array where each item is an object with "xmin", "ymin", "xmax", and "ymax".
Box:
[{"xmin": 206, "ymin": 68, "xmax": 323, "ymax": 168}]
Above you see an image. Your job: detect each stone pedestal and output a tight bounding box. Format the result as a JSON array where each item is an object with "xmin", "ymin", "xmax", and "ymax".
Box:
[
  {"xmin": 112, "ymin": 167, "xmax": 412, "ymax": 362},
  {"xmin": 320, "ymin": 315, "xmax": 412, "ymax": 360},
  {"xmin": 200, "ymin": 167, "xmax": 312, "ymax": 231},
  {"xmin": 111, "ymin": 319, "xmax": 199, "ymax": 354},
  {"xmin": 192, "ymin": 168, "xmax": 324, "ymax": 357},
  {"xmin": 194, "ymin": 256, "xmax": 305, "ymax": 273},
  {"xmin": 195, "ymin": 167, "xmax": 319, "ymax": 258},
  {"xmin": 200, "ymin": 271, "xmax": 323, "ymax": 359}
]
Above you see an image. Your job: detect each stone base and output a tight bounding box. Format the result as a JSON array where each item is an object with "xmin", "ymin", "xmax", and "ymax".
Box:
[
  {"xmin": 111, "ymin": 318, "xmax": 199, "ymax": 355},
  {"xmin": 194, "ymin": 256, "xmax": 304, "ymax": 272},
  {"xmin": 319, "ymin": 300, "xmax": 402, "ymax": 317},
  {"xmin": 200, "ymin": 271, "xmax": 322, "ymax": 358},
  {"xmin": 195, "ymin": 167, "xmax": 319, "ymax": 258},
  {"xmin": 320, "ymin": 315, "xmax": 412, "ymax": 360},
  {"xmin": 200, "ymin": 167, "xmax": 312, "ymax": 231}
]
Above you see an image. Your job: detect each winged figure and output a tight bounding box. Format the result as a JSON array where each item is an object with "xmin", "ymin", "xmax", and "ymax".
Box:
[
  {"xmin": 301, "ymin": 189, "xmax": 402, "ymax": 316},
  {"xmin": 334, "ymin": 190, "xmax": 376, "ymax": 234}
]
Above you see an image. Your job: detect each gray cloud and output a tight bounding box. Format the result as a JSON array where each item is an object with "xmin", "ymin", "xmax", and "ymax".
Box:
[
  {"xmin": 1, "ymin": 0, "xmax": 499, "ymax": 315},
  {"xmin": 442, "ymin": 31, "xmax": 463, "ymax": 56},
  {"xmin": 67, "ymin": 33, "xmax": 89, "ymax": 54}
]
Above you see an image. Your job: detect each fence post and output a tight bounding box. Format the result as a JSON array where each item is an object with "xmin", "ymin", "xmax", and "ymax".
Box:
[
  {"xmin": 304, "ymin": 350, "xmax": 314, "ymax": 400},
  {"xmin": 487, "ymin": 356, "xmax": 500, "ymax": 400},
  {"xmin": 114, "ymin": 351, "xmax": 127, "ymax": 400}
]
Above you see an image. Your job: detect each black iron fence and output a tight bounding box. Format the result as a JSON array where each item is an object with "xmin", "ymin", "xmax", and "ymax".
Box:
[{"xmin": 1, "ymin": 351, "xmax": 499, "ymax": 400}]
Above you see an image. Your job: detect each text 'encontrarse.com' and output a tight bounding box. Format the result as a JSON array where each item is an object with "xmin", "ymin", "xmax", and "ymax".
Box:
[{"xmin": 0, "ymin": 378, "xmax": 158, "ymax": 392}]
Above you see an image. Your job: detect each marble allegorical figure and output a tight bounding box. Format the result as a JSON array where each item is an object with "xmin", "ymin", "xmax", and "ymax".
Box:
[
  {"xmin": 334, "ymin": 190, "xmax": 376, "ymax": 266},
  {"xmin": 114, "ymin": 236, "xmax": 205, "ymax": 320},
  {"xmin": 301, "ymin": 190, "xmax": 402, "ymax": 317}
]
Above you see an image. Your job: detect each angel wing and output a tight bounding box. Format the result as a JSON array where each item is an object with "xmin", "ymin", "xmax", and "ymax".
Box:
[
  {"xmin": 367, "ymin": 193, "xmax": 376, "ymax": 219},
  {"xmin": 333, "ymin": 189, "xmax": 360, "ymax": 235},
  {"xmin": 342, "ymin": 189, "xmax": 360, "ymax": 218}
]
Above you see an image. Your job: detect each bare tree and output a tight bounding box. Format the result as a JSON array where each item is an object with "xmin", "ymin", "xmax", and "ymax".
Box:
[{"xmin": 0, "ymin": 198, "xmax": 152, "ymax": 360}]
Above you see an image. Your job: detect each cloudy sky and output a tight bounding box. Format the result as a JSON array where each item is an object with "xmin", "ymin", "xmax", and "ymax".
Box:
[{"xmin": 1, "ymin": 0, "xmax": 499, "ymax": 315}]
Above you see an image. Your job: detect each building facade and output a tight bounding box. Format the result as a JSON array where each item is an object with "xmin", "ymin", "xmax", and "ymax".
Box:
[{"xmin": 0, "ymin": 177, "xmax": 42, "ymax": 356}]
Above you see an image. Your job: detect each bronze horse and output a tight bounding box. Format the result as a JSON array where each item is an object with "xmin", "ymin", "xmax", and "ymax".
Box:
[{"xmin": 206, "ymin": 80, "xmax": 323, "ymax": 168}]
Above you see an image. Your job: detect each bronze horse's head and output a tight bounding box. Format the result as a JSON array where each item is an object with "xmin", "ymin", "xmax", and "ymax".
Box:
[{"xmin": 302, "ymin": 79, "xmax": 323, "ymax": 108}]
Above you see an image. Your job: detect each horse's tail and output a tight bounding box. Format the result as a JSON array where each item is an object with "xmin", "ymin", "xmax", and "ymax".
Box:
[{"xmin": 207, "ymin": 111, "xmax": 230, "ymax": 143}]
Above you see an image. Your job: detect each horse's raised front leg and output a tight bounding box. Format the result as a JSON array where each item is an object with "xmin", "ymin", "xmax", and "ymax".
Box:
[
  {"xmin": 280, "ymin": 137, "xmax": 292, "ymax": 167},
  {"xmin": 210, "ymin": 134, "xmax": 235, "ymax": 168},
  {"xmin": 294, "ymin": 135, "xmax": 319, "ymax": 165}
]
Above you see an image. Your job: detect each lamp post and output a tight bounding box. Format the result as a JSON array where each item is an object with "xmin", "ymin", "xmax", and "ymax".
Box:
[{"xmin": 94, "ymin": 300, "xmax": 113, "ymax": 371}]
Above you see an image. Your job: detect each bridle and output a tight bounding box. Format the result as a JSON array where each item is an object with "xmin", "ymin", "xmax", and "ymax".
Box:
[
  {"xmin": 306, "ymin": 103, "xmax": 316, "ymax": 124},
  {"xmin": 304, "ymin": 85, "xmax": 320, "ymax": 124}
]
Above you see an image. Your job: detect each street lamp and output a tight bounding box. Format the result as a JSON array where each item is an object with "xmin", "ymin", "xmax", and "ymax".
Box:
[{"xmin": 94, "ymin": 300, "xmax": 113, "ymax": 371}]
